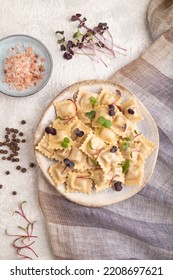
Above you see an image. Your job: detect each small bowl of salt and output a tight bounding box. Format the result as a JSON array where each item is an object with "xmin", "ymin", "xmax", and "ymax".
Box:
[{"xmin": 0, "ymin": 34, "xmax": 53, "ymax": 97}]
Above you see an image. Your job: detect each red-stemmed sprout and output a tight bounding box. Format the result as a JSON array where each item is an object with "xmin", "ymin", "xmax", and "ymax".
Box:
[
  {"xmin": 5, "ymin": 201, "xmax": 38, "ymax": 260},
  {"xmin": 56, "ymin": 13, "xmax": 127, "ymax": 66}
]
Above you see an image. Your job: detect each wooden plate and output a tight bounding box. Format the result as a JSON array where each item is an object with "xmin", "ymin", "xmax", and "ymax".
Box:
[{"xmin": 35, "ymin": 80, "xmax": 159, "ymax": 207}]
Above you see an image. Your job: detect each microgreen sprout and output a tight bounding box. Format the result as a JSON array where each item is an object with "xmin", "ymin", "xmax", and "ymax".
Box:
[
  {"xmin": 55, "ymin": 13, "xmax": 127, "ymax": 66},
  {"xmin": 5, "ymin": 201, "xmax": 38, "ymax": 260},
  {"xmin": 97, "ymin": 116, "xmax": 112, "ymax": 128}
]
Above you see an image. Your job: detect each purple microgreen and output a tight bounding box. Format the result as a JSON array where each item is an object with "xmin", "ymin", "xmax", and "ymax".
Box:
[
  {"xmin": 56, "ymin": 13, "xmax": 127, "ymax": 66},
  {"xmin": 60, "ymin": 44, "xmax": 66, "ymax": 51}
]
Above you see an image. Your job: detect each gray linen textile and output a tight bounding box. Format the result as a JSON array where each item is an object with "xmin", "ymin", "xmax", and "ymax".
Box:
[
  {"xmin": 38, "ymin": 1, "xmax": 173, "ymax": 259},
  {"xmin": 148, "ymin": 0, "xmax": 173, "ymax": 39}
]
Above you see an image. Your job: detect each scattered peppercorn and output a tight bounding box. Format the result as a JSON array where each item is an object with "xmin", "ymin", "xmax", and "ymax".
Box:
[
  {"xmin": 21, "ymin": 120, "xmax": 26, "ymax": 124},
  {"xmin": 6, "ymin": 171, "xmax": 10, "ymax": 175},
  {"xmin": 0, "ymin": 184, "xmax": 3, "ymax": 189},
  {"xmin": 19, "ymin": 132, "xmax": 23, "ymax": 137},
  {"xmin": 16, "ymin": 165, "xmax": 21, "ymax": 170},
  {"xmin": 30, "ymin": 163, "xmax": 35, "ymax": 168},
  {"xmin": 12, "ymin": 191, "xmax": 17, "ymax": 195},
  {"xmin": 21, "ymin": 139, "xmax": 26, "ymax": 143},
  {"xmin": 21, "ymin": 168, "xmax": 27, "ymax": 173}
]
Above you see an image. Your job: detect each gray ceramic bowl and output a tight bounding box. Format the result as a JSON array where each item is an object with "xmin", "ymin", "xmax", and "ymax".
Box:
[{"xmin": 0, "ymin": 34, "xmax": 53, "ymax": 97}]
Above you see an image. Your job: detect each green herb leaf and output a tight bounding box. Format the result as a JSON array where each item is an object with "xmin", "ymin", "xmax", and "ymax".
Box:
[
  {"xmin": 90, "ymin": 96, "xmax": 98, "ymax": 106},
  {"xmin": 122, "ymin": 159, "xmax": 130, "ymax": 173},
  {"xmin": 55, "ymin": 31, "xmax": 64, "ymax": 35},
  {"xmin": 134, "ymin": 129, "xmax": 138, "ymax": 134},
  {"xmin": 63, "ymin": 137, "xmax": 70, "ymax": 143},
  {"xmin": 57, "ymin": 37, "xmax": 65, "ymax": 44},
  {"xmin": 97, "ymin": 116, "xmax": 106, "ymax": 125},
  {"xmin": 124, "ymin": 137, "xmax": 131, "ymax": 141},
  {"xmin": 103, "ymin": 119, "xmax": 112, "ymax": 128},
  {"xmin": 61, "ymin": 142, "xmax": 68, "ymax": 148},
  {"xmin": 85, "ymin": 111, "xmax": 96, "ymax": 119},
  {"xmin": 122, "ymin": 142, "xmax": 130, "ymax": 151},
  {"xmin": 130, "ymin": 152, "xmax": 133, "ymax": 158}
]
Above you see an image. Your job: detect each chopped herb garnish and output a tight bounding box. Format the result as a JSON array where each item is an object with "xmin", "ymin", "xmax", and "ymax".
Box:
[
  {"xmin": 130, "ymin": 152, "xmax": 133, "ymax": 158},
  {"xmin": 122, "ymin": 142, "xmax": 130, "ymax": 151},
  {"xmin": 97, "ymin": 116, "xmax": 112, "ymax": 128},
  {"xmin": 122, "ymin": 159, "xmax": 130, "ymax": 173},
  {"xmin": 85, "ymin": 110, "xmax": 96, "ymax": 119},
  {"xmin": 134, "ymin": 129, "xmax": 138, "ymax": 134},
  {"xmin": 90, "ymin": 96, "xmax": 98, "ymax": 106}
]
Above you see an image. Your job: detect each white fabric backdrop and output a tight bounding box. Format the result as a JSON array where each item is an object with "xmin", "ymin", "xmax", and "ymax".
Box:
[{"xmin": 0, "ymin": 0, "xmax": 151, "ymax": 259}]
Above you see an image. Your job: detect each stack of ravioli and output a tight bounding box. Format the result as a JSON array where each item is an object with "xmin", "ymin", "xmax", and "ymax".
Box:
[{"xmin": 35, "ymin": 87, "xmax": 156, "ymax": 194}]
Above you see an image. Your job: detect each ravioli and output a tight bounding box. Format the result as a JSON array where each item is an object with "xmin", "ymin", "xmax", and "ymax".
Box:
[{"xmin": 36, "ymin": 85, "xmax": 157, "ymax": 194}]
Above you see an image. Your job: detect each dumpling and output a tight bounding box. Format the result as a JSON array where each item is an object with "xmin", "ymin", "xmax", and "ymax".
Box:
[
  {"xmin": 66, "ymin": 171, "xmax": 93, "ymax": 193},
  {"xmin": 111, "ymin": 113, "xmax": 136, "ymax": 138},
  {"xmin": 48, "ymin": 121, "xmax": 71, "ymax": 150},
  {"xmin": 52, "ymin": 148, "xmax": 71, "ymax": 162},
  {"xmin": 121, "ymin": 99, "xmax": 143, "ymax": 123},
  {"xmin": 49, "ymin": 162, "xmax": 69, "ymax": 186},
  {"xmin": 104, "ymin": 164, "xmax": 125, "ymax": 185},
  {"xmin": 35, "ymin": 133, "xmax": 54, "ymax": 159},
  {"xmin": 125, "ymin": 158, "xmax": 145, "ymax": 186},
  {"xmin": 68, "ymin": 146, "xmax": 87, "ymax": 170},
  {"xmin": 92, "ymin": 105, "xmax": 114, "ymax": 128},
  {"xmin": 111, "ymin": 112, "xmax": 128, "ymax": 136},
  {"xmin": 70, "ymin": 117, "xmax": 91, "ymax": 145},
  {"xmin": 138, "ymin": 135, "xmax": 156, "ymax": 159},
  {"xmin": 83, "ymin": 156, "xmax": 101, "ymax": 170},
  {"xmin": 94, "ymin": 127, "xmax": 118, "ymax": 144},
  {"xmin": 119, "ymin": 139, "xmax": 141, "ymax": 166},
  {"xmin": 98, "ymin": 88, "xmax": 123, "ymax": 106},
  {"xmin": 97, "ymin": 145, "xmax": 124, "ymax": 172},
  {"xmin": 54, "ymin": 99, "xmax": 77, "ymax": 124},
  {"xmin": 77, "ymin": 108, "xmax": 93, "ymax": 124},
  {"xmin": 76, "ymin": 88, "xmax": 98, "ymax": 110},
  {"xmin": 80, "ymin": 132, "xmax": 106, "ymax": 160},
  {"xmin": 89, "ymin": 168, "xmax": 110, "ymax": 192}
]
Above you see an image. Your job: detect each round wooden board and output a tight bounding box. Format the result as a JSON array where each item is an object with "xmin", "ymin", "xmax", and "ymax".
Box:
[{"xmin": 35, "ymin": 80, "xmax": 159, "ymax": 207}]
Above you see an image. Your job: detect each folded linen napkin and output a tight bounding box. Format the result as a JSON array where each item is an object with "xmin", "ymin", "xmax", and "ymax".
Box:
[
  {"xmin": 148, "ymin": 0, "xmax": 173, "ymax": 39},
  {"xmin": 38, "ymin": 2, "xmax": 173, "ymax": 259}
]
